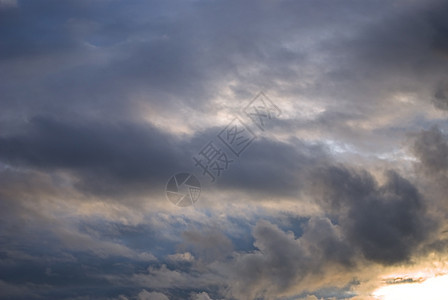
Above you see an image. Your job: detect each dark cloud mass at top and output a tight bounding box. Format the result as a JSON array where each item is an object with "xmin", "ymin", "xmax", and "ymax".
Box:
[{"xmin": 1, "ymin": 0, "xmax": 448, "ymax": 299}]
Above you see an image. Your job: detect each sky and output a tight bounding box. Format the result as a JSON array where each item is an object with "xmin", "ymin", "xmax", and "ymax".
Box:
[{"xmin": 1, "ymin": 0, "xmax": 448, "ymax": 299}]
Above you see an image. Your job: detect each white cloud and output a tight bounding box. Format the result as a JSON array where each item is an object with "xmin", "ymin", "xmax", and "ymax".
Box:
[
  {"xmin": 190, "ymin": 292, "xmax": 213, "ymax": 300},
  {"xmin": 137, "ymin": 290, "xmax": 170, "ymax": 300}
]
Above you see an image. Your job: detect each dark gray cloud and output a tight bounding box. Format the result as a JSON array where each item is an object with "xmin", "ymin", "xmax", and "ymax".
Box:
[
  {"xmin": 0, "ymin": 114, "xmax": 331, "ymax": 201},
  {"xmin": 433, "ymin": 82, "xmax": 448, "ymax": 110},
  {"xmin": 320, "ymin": 0, "xmax": 448, "ymax": 103},
  {"xmin": 0, "ymin": 116, "xmax": 190, "ymax": 198},
  {"xmin": 217, "ymin": 137, "xmax": 329, "ymax": 198},
  {"xmin": 226, "ymin": 218, "xmax": 356, "ymax": 299},
  {"xmin": 411, "ymin": 126, "xmax": 448, "ymax": 232},
  {"xmin": 307, "ymin": 166, "xmax": 436, "ymax": 265},
  {"xmin": 0, "ymin": 0, "xmax": 220, "ymax": 130},
  {"xmin": 413, "ymin": 126, "xmax": 448, "ymax": 176},
  {"xmin": 346, "ymin": 171, "xmax": 433, "ymax": 264}
]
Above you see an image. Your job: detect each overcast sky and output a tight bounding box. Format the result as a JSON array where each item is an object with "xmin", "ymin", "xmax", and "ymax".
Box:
[{"xmin": 1, "ymin": 0, "xmax": 448, "ymax": 299}]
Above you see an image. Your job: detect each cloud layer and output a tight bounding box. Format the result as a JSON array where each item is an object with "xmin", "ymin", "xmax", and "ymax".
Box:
[{"xmin": 1, "ymin": 0, "xmax": 448, "ymax": 299}]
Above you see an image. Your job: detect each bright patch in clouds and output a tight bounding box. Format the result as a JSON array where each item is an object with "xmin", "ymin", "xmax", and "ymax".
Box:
[{"xmin": 373, "ymin": 274, "xmax": 448, "ymax": 300}]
